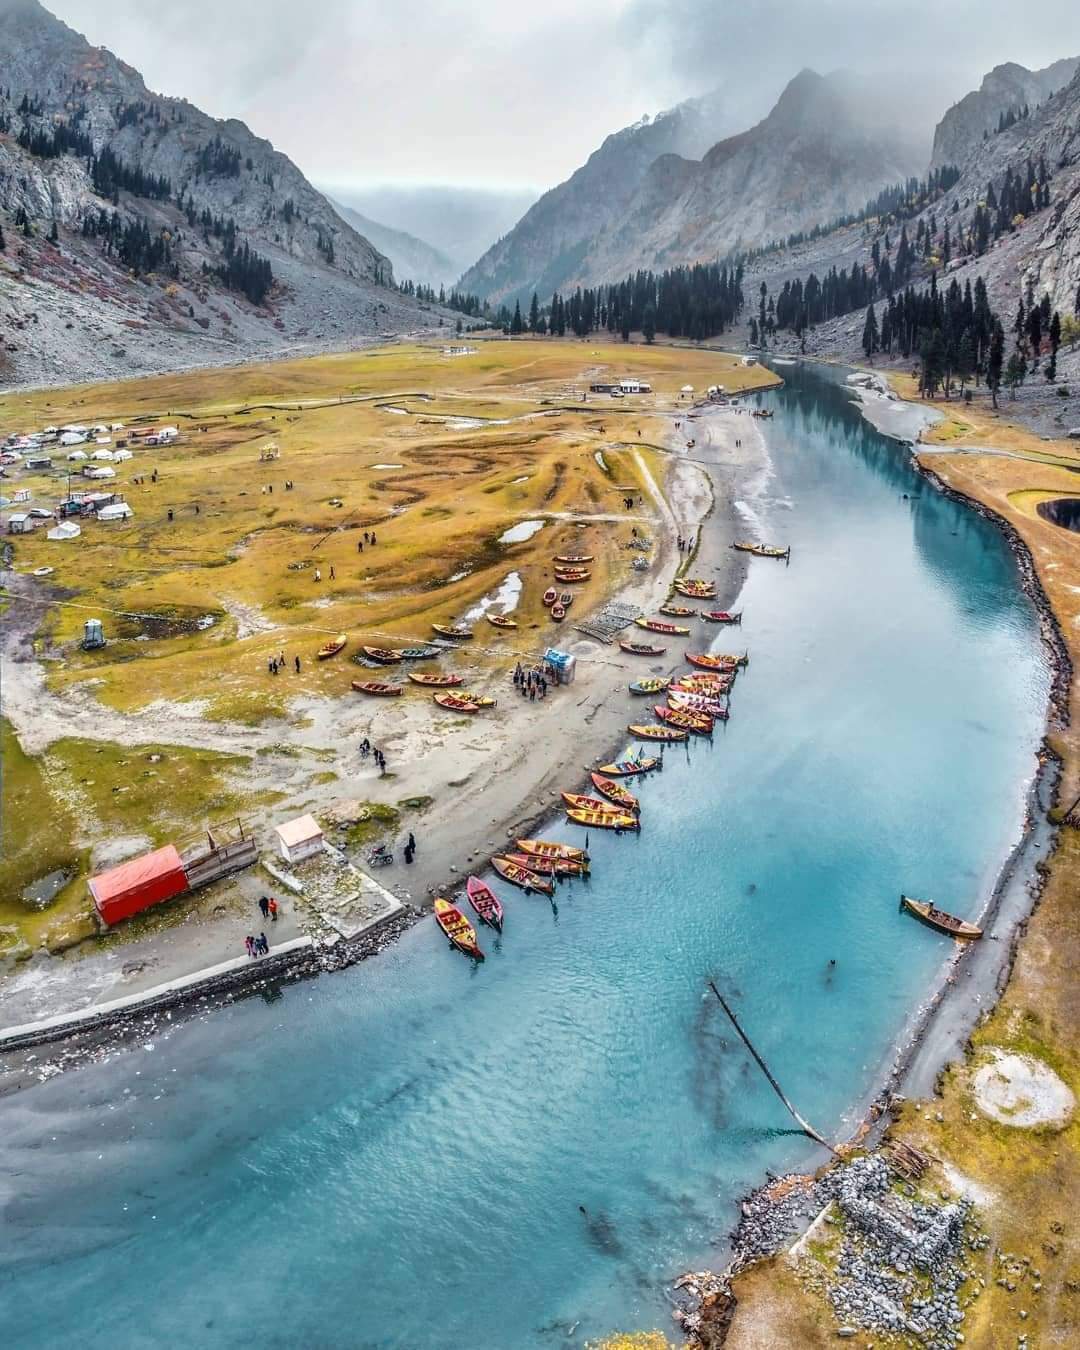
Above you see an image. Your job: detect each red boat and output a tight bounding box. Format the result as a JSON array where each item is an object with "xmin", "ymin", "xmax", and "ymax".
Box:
[
  {"xmin": 686, "ymin": 652, "xmax": 738, "ymax": 671},
  {"xmin": 669, "ymin": 691, "xmax": 730, "ymax": 719},
  {"xmin": 655, "ymin": 704, "xmax": 713, "ymax": 734},
  {"xmin": 542, "ymin": 587, "xmax": 558, "ymax": 607},
  {"xmin": 590, "ymin": 773, "xmax": 640, "ymax": 812},
  {"xmin": 701, "ymin": 610, "xmax": 742, "ymax": 624},
  {"xmin": 465, "ymin": 876, "xmax": 504, "ymax": 931},
  {"xmin": 434, "ymin": 898, "xmax": 484, "ymax": 959}
]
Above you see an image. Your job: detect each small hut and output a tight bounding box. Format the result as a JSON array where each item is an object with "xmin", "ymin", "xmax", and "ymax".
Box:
[{"xmin": 274, "ymin": 814, "xmax": 325, "ymax": 865}]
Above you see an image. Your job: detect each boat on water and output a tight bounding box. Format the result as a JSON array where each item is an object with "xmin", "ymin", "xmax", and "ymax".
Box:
[
  {"xmin": 561, "ymin": 792, "xmax": 626, "ymax": 815},
  {"xmin": 408, "ymin": 672, "xmax": 464, "ymax": 687},
  {"xmin": 351, "ymin": 680, "xmax": 403, "ymax": 696},
  {"xmin": 595, "ymin": 756, "xmax": 661, "ymax": 777},
  {"xmin": 542, "ymin": 587, "xmax": 558, "ymax": 607},
  {"xmin": 669, "ymin": 691, "xmax": 729, "ymax": 718},
  {"xmin": 628, "ymin": 723, "xmax": 688, "ymax": 743},
  {"xmin": 431, "ymin": 623, "xmax": 474, "ymax": 640},
  {"xmin": 465, "ymin": 876, "xmax": 504, "ymax": 931},
  {"xmin": 565, "ymin": 807, "xmax": 639, "ymax": 831},
  {"xmin": 434, "ymin": 898, "xmax": 484, "ymax": 959},
  {"xmin": 487, "ymin": 613, "xmax": 518, "ymax": 629},
  {"xmin": 505, "ymin": 851, "xmax": 589, "ymax": 879},
  {"xmin": 635, "ymin": 617, "xmax": 690, "ymax": 636},
  {"xmin": 686, "ymin": 652, "xmax": 739, "ymax": 671},
  {"xmin": 672, "ymin": 672, "xmax": 734, "ymax": 691},
  {"xmin": 515, "ymin": 839, "xmax": 590, "ymax": 863},
  {"xmin": 701, "ymin": 610, "xmax": 742, "ymax": 625},
  {"xmin": 551, "ymin": 602, "xmax": 566, "ymax": 621},
  {"xmin": 900, "ymin": 894, "xmax": 983, "ymax": 940},
  {"xmin": 590, "ymin": 773, "xmax": 639, "ymax": 812},
  {"xmin": 673, "ymin": 579, "xmax": 716, "ymax": 599},
  {"xmin": 733, "ymin": 541, "xmax": 790, "ymax": 559},
  {"xmin": 629, "ymin": 677, "xmax": 671, "ymax": 695},
  {"xmin": 659, "ymin": 604, "xmax": 696, "ymax": 618},
  {"xmin": 491, "ymin": 855, "xmax": 555, "ymax": 896},
  {"xmin": 363, "ymin": 645, "xmax": 404, "ymax": 664},
  {"xmin": 433, "ymin": 692, "xmax": 480, "ymax": 712},
  {"xmin": 619, "ymin": 640, "xmax": 666, "ymax": 656},
  {"xmin": 554, "ymin": 554, "xmax": 594, "ymax": 564},
  {"xmin": 655, "ymin": 704, "xmax": 713, "ymax": 734},
  {"xmin": 317, "ymin": 633, "xmax": 347, "ymax": 659}
]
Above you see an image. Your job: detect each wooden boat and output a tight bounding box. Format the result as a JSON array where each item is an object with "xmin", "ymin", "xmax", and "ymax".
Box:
[
  {"xmin": 399, "ymin": 646, "xmax": 440, "ymax": 660},
  {"xmin": 351, "ymin": 680, "xmax": 403, "ymax": 696},
  {"xmin": 554, "ymin": 570, "xmax": 590, "ymax": 583},
  {"xmin": 554, "ymin": 554, "xmax": 594, "ymax": 564},
  {"xmin": 619, "ymin": 640, "xmax": 666, "ymax": 656},
  {"xmin": 565, "ymin": 807, "xmax": 639, "ymax": 831},
  {"xmin": 672, "ymin": 671, "xmax": 733, "ymax": 687},
  {"xmin": 901, "ymin": 895, "xmax": 983, "ymax": 940},
  {"xmin": 561, "ymin": 791, "xmax": 625, "ymax": 815},
  {"xmin": 595, "ymin": 756, "xmax": 660, "ymax": 777},
  {"xmin": 514, "ymin": 839, "xmax": 589, "ymax": 863},
  {"xmin": 686, "ymin": 652, "xmax": 738, "ymax": 671},
  {"xmin": 362, "ymin": 645, "xmax": 403, "ymax": 664},
  {"xmin": 465, "ymin": 876, "xmax": 504, "ymax": 931},
  {"xmin": 659, "ymin": 604, "xmax": 697, "ymax": 618},
  {"xmin": 669, "ymin": 692, "xmax": 729, "ymax": 720},
  {"xmin": 655, "ymin": 704, "xmax": 713, "ymax": 734},
  {"xmin": 629, "ymin": 677, "xmax": 671, "ymax": 695},
  {"xmin": 559, "ymin": 592, "xmax": 573, "ymax": 609},
  {"xmin": 628, "ymin": 723, "xmax": 688, "ymax": 743},
  {"xmin": 635, "ymin": 618, "xmax": 690, "ymax": 636},
  {"xmin": 431, "ymin": 623, "xmax": 473, "ymax": 640},
  {"xmin": 590, "ymin": 773, "xmax": 639, "ymax": 812},
  {"xmin": 732, "ymin": 541, "xmax": 790, "ymax": 559},
  {"xmin": 491, "ymin": 855, "xmax": 555, "ymax": 896},
  {"xmin": 551, "ymin": 602, "xmax": 566, "ymax": 621},
  {"xmin": 317, "ymin": 633, "xmax": 347, "ymax": 660},
  {"xmin": 673, "ymin": 579, "xmax": 716, "ymax": 599},
  {"xmin": 408, "ymin": 672, "xmax": 464, "ymax": 687},
  {"xmin": 434, "ymin": 898, "xmax": 484, "ymax": 959},
  {"xmin": 458, "ymin": 691, "xmax": 497, "ymax": 708},
  {"xmin": 505, "ymin": 851, "xmax": 589, "ymax": 879},
  {"xmin": 486, "ymin": 613, "xmax": 517, "ymax": 629},
  {"xmin": 701, "ymin": 610, "xmax": 742, "ymax": 625},
  {"xmin": 542, "ymin": 587, "xmax": 558, "ymax": 607},
  {"xmin": 434, "ymin": 692, "xmax": 480, "ymax": 712}
]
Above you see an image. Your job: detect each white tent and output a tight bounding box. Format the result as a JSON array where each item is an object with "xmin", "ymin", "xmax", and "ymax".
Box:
[
  {"xmin": 83, "ymin": 466, "xmax": 116, "ymax": 480},
  {"xmin": 681, "ymin": 384, "xmax": 694, "ymax": 394},
  {"xmin": 95, "ymin": 435, "xmax": 113, "ymax": 447},
  {"xmin": 113, "ymin": 448, "xmax": 133, "ymax": 462},
  {"xmin": 91, "ymin": 449, "xmax": 115, "ymax": 461},
  {"xmin": 47, "ymin": 521, "xmax": 82, "ymax": 541},
  {"xmin": 59, "ymin": 431, "xmax": 87, "ymax": 447},
  {"xmin": 67, "ymin": 450, "xmax": 88, "ymax": 461},
  {"xmin": 98, "ymin": 502, "xmax": 134, "ymax": 522}
]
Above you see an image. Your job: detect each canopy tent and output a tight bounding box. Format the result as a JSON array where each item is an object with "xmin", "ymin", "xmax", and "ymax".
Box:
[{"xmin": 47, "ymin": 521, "xmax": 81, "ymax": 541}]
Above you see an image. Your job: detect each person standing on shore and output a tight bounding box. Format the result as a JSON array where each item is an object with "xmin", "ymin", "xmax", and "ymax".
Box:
[
  {"xmin": 268, "ymin": 898, "xmax": 278, "ymax": 922},
  {"xmin": 245, "ymin": 935, "xmax": 254, "ymax": 958},
  {"xmin": 295, "ymin": 655, "xmax": 301, "ymax": 674},
  {"xmin": 258, "ymin": 932, "xmax": 269, "ymax": 955},
  {"xmin": 407, "ymin": 832, "xmax": 416, "ymax": 854},
  {"xmin": 259, "ymin": 896, "xmax": 269, "ymax": 919}
]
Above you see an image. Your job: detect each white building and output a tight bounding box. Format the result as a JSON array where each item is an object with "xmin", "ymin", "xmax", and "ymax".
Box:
[
  {"xmin": 618, "ymin": 378, "xmax": 652, "ymax": 394},
  {"xmin": 274, "ymin": 813, "xmax": 325, "ymax": 865},
  {"xmin": 6, "ymin": 513, "xmax": 32, "ymax": 534}
]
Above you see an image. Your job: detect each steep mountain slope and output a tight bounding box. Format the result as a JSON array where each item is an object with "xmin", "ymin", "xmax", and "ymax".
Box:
[
  {"xmin": 930, "ymin": 58, "xmax": 1080, "ymax": 170},
  {"xmin": 0, "ymin": 0, "xmax": 446, "ymax": 387},
  {"xmin": 329, "ymin": 199, "xmax": 457, "ymax": 289},
  {"xmin": 457, "ymin": 89, "xmax": 729, "ymax": 305}
]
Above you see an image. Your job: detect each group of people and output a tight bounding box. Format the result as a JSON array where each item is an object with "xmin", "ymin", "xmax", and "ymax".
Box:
[
  {"xmin": 267, "ymin": 651, "xmax": 301, "ymax": 675},
  {"xmin": 258, "ymin": 895, "xmax": 280, "ymax": 922},
  {"xmin": 245, "ymin": 933, "xmax": 270, "ymax": 958},
  {"xmin": 360, "ymin": 738, "xmax": 387, "ymax": 772},
  {"xmin": 676, "ymin": 535, "xmax": 689, "ymax": 552},
  {"xmin": 622, "ymin": 495, "xmax": 636, "ymax": 510},
  {"xmin": 513, "ymin": 663, "xmax": 548, "ymax": 700},
  {"xmin": 357, "ymin": 529, "xmax": 378, "ymax": 553}
]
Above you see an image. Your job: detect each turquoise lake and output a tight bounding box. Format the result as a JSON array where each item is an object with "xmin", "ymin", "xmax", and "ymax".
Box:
[{"xmin": 0, "ymin": 364, "xmax": 1050, "ymax": 1347}]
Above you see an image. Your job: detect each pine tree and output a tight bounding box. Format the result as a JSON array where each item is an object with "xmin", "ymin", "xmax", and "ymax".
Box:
[
  {"xmin": 528, "ymin": 292, "xmax": 539, "ymax": 334},
  {"xmin": 642, "ymin": 303, "xmax": 656, "ymax": 344},
  {"xmin": 510, "ymin": 300, "xmax": 523, "ymax": 335},
  {"xmin": 1004, "ymin": 350, "xmax": 1025, "ymax": 398},
  {"xmin": 861, "ymin": 303, "xmax": 879, "ymax": 359},
  {"xmin": 1047, "ymin": 311, "xmax": 1061, "ymax": 381},
  {"xmin": 47, "ymin": 219, "xmax": 58, "ymax": 244},
  {"xmin": 987, "ymin": 321, "xmax": 1005, "ymax": 408},
  {"xmin": 0, "ymin": 221, "xmax": 6, "ymax": 251}
]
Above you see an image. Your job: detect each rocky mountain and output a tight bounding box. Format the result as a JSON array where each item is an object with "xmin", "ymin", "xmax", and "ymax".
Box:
[
  {"xmin": 457, "ymin": 89, "xmax": 730, "ymax": 305},
  {"xmin": 0, "ymin": 0, "xmax": 448, "ymax": 387},
  {"xmin": 329, "ymin": 198, "xmax": 457, "ymax": 289},
  {"xmin": 930, "ymin": 57, "xmax": 1080, "ymax": 170},
  {"xmin": 461, "ymin": 71, "xmax": 926, "ymax": 305}
]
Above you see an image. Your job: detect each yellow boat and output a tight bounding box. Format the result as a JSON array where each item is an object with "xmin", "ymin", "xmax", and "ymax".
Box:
[
  {"xmin": 565, "ymin": 807, "xmax": 639, "ymax": 831},
  {"xmin": 628, "ymin": 723, "xmax": 688, "ymax": 743},
  {"xmin": 486, "ymin": 614, "xmax": 517, "ymax": 629},
  {"xmin": 515, "ymin": 839, "xmax": 590, "ymax": 863},
  {"xmin": 901, "ymin": 895, "xmax": 983, "ymax": 940}
]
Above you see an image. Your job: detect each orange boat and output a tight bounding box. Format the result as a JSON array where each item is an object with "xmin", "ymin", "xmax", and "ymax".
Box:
[
  {"xmin": 491, "ymin": 855, "xmax": 555, "ymax": 896},
  {"xmin": 554, "ymin": 554, "xmax": 594, "ymax": 564},
  {"xmin": 351, "ymin": 680, "xmax": 403, "ymax": 696},
  {"xmin": 505, "ymin": 851, "xmax": 589, "ymax": 879},
  {"xmin": 619, "ymin": 640, "xmax": 666, "ymax": 656},
  {"xmin": 590, "ymin": 773, "xmax": 639, "ymax": 812},
  {"xmin": 672, "ymin": 671, "xmax": 733, "ymax": 688},
  {"xmin": 434, "ymin": 898, "xmax": 484, "ymax": 959},
  {"xmin": 434, "ymin": 692, "xmax": 480, "ymax": 712},
  {"xmin": 487, "ymin": 613, "xmax": 517, "ymax": 629},
  {"xmin": 362, "ymin": 645, "xmax": 403, "ymax": 663},
  {"xmin": 687, "ymin": 652, "xmax": 737, "ymax": 671},
  {"xmin": 431, "ymin": 623, "xmax": 473, "ymax": 640},
  {"xmin": 408, "ymin": 672, "xmax": 464, "ymax": 687},
  {"xmin": 565, "ymin": 807, "xmax": 639, "ymax": 831},
  {"xmin": 317, "ymin": 633, "xmax": 347, "ymax": 659},
  {"xmin": 655, "ymin": 704, "xmax": 713, "ymax": 734},
  {"xmin": 514, "ymin": 839, "xmax": 590, "ymax": 864},
  {"xmin": 628, "ymin": 723, "xmax": 688, "ymax": 743},
  {"xmin": 635, "ymin": 618, "xmax": 690, "ymax": 636},
  {"xmin": 561, "ymin": 792, "xmax": 626, "ymax": 815},
  {"xmin": 674, "ymin": 579, "xmax": 716, "ymax": 599}
]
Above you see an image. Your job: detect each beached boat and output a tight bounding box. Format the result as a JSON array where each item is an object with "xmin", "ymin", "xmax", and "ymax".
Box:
[
  {"xmin": 673, "ymin": 579, "xmax": 716, "ymax": 599},
  {"xmin": 505, "ymin": 851, "xmax": 589, "ymax": 879},
  {"xmin": 655, "ymin": 704, "xmax": 713, "ymax": 734},
  {"xmin": 659, "ymin": 604, "xmax": 697, "ymax": 618},
  {"xmin": 590, "ymin": 773, "xmax": 639, "ymax": 812},
  {"xmin": 362, "ymin": 645, "xmax": 404, "ymax": 664},
  {"xmin": 465, "ymin": 876, "xmax": 504, "ymax": 931},
  {"xmin": 619, "ymin": 640, "xmax": 666, "ymax": 656},
  {"xmin": 551, "ymin": 602, "xmax": 566, "ymax": 621},
  {"xmin": 595, "ymin": 756, "xmax": 661, "ymax": 777},
  {"xmin": 561, "ymin": 791, "xmax": 625, "ymax": 815},
  {"xmin": 701, "ymin": 610, "xmax": 742, "ymax": 625},
  {"xmin": 433, "ymin": 692, "xmax": 480, "ymax": 712},
  {"xmin": 565, "ymin": 807, "xmax": 639, "ymax": 831},
  {"xmin": 686, "ymin": 652, "xmax": 738, "ymax": 671},
  {"xmin": 900, "ymin": 895, "xmax": 983, "ymax": 940},
  {"xmin": 351, "ymin": 680, "xmax": 403, "ymax": 696},
  {"xmin": 629, "ymin": 677, "xmax": 671, "ymax": 695},
  {"xmin": 669, "ymin": 692, "xmax": 729, "ymax": 720},
  {"xmin": 514, "ymin": 839, "xmax": 590, "ymax": 863},
  {"xmin": 317, "ymin": 633, "xmax": 347, "ymax": 660},
  {"xmin": 554, "ymin": 570, "xmax": 590, "ymax": 583},
  {"xmin": 434, "ymin": 898, "xmax": 485, "ymax": 959},
  {"xmin": 553, "ymin": 554, "xmax": 594, "ymax": 564},
  {"xmin": 491, "ymin": 855, "xmax": 555, "ymax": 896},
  {"xmin": 408, "ymin": 672, "xmax": 464, "ymax": 687},
  {"xmin": 559, "ymin": 592, "xmax": 573, "ymax": 609},
  {"xmin": 635, "ymin": 618, "xmax": 690, "ymax": 636},
  {"xmin": 431, "ymin": 623, "xmax": 473, "ymax": 640},
  {"xmin": 628, "ymin": 723, "xmax": 688, "ymax": 743},
  {"xmin": 542, "ymin": 587, "xmax": 558, "ymax": 607},
  {"xmin": 457, "ymin": 691, "xmax": 497, "ymax": 708},
  {"xmin": 399, "ymin": 646, "xmax": 441, "ymax": 660},
  {"xmin": 732, "ymin": 541, "xmax": 790, "ymax": 559},
  {"xmin": 672, "ymin": 670, "xmax": 734, "ymax": 686},
  {"xmin": 486, "ymin": 613, "xmax": 518, "ymax": 629}
]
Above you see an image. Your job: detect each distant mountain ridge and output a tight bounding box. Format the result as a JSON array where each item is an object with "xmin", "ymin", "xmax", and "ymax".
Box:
[{"xmin": 329, "ymin": 198, "xmax": 457, "ymax": 289}]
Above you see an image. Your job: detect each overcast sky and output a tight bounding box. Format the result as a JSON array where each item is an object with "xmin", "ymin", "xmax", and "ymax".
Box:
[{"xmin": 50, "ymin": 0, "xmax": 1080, "ymax": 193}]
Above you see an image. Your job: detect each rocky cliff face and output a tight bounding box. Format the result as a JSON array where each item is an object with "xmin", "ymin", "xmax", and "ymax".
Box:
[{"xmin": 930, "ymin": 58, "xmax": 1080, "ymax": 170}]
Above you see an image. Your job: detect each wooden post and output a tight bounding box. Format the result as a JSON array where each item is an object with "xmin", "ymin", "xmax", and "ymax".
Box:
[{"xmin": 708, "ymin": 980, "xmax": 838, "ymax": 1155}]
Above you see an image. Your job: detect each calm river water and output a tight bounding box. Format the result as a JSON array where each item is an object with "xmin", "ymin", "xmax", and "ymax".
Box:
[{"xmin": 0, "ymin": 364, "xmax": 1049, "ymax": 1348}]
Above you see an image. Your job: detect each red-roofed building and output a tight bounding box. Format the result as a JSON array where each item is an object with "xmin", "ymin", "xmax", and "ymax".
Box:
[{"xmin": 89, "ymin": 845, "xmax": 189, "ymax": 926}]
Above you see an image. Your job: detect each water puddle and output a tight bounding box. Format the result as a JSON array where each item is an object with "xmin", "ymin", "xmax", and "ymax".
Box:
[
  {"xmin": 1036, "ymin": 498, "xmax": 1080, "ymax": 532},
  {"xmin": 461, "ymin": 571, "xmax": 522, "ymax": 622},
  {"xmin": 21, "ymin": 868, "xmax": 73, "ymax": 910},
  {"xmin": 370, "ymin": 464, "xmax": 403, "ymax": 470},
  {"xmin": 499, "ymin": 519, "xmax": 545, "ymax": 545}
]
